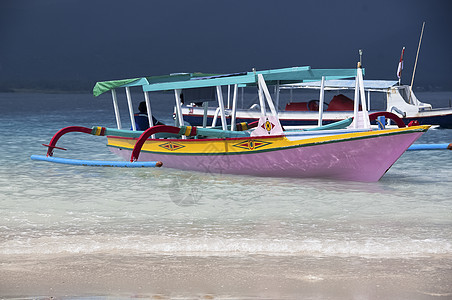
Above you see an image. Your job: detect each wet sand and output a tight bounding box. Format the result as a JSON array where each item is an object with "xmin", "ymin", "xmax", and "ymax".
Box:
[{"xmin": 1, "ymin": 254, "xmax": 451, "ymax": 299}]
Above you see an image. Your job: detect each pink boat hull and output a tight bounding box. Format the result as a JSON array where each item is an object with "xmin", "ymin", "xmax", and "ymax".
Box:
[{"xmin": 110, "ymin": 131, "xmax": 424, "ymax": 182}]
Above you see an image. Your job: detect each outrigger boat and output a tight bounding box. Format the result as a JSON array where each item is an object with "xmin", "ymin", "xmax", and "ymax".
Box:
[
  {"xmin": 182, "ymin": 79, "xmax": 452, "ymax": 129},
  {"xmin": 32, "ymin": 64, "xmax": 432, "ymax": 182}
]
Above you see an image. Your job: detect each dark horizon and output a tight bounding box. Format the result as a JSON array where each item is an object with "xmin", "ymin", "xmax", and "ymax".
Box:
[{"xmin": 1, "ymin": 0, "xmax": 452, "ymax": 92}]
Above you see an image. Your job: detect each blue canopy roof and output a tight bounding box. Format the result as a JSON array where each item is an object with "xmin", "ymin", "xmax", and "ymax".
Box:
[
  {"xmin": 286, "ymin": 79, "xmax": 398, "ymax": 90},
  {"xmin": 93, "ymin": 66, "xmax": 361, "ymax": 95},
  {"xmin": 142, "ymin": 66, "xmax": 360, "ymax": 92}
]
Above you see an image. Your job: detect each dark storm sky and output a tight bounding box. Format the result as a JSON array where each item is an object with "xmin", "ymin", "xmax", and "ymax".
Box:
[{"xmin": 1, "ymin": 0, "xmax": 452, "ymax": 89}]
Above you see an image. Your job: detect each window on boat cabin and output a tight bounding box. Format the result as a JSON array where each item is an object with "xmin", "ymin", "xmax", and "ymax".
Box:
[{"xmin": 399, "ymin": 88, "xmax": 409, "ymax": 103}]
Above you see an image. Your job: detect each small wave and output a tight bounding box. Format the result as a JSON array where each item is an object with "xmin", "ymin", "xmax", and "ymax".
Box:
[{"xmin": 1, "ymin": 235, "xmax": 451, "ymax": 258}]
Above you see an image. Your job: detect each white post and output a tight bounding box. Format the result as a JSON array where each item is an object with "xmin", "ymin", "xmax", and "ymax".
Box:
[
  {"xmin": 216, "ymin": 86, "xmax": 228, "ymax": 130},
  {"xmin": 257, "ymin": 79, "xmax": 267, "ymax": 116},
  {"xmin": 318, "ymin": 76, "xmax": 325, "ymax": 127},
  {"xmin": 144, "ymin": 91, "xmax": 154, "ymax": 128},
  {"xmin": 174, "ymin": 89, "xmax": 184, "ymax": 127},
  {"xmin": 258, "ymin": 74, "xmax": 277, "ymax": 116},
  {"xmin": 357, "ymin": 66, "xmax": 370, "ymax": 128},
  {"xmin": 275, "ymin": 81, "xmax": 280, "ymax": 112},
  {"xmin": 111, "ymin": 89, "xmax": 122, "ymax": 129},
  {"xmin": 353, "ymin": 75, "xmax": 359, "ymax": 129},
  {"xmin": 231, "ymin": 84, "xmax": 238, "ymax": 131},
  {"xmin": 241, "ymin": 87, "xmax": 244, "ymax": 109},
  {"xmin": 367, "ymin": 90, "xmax": 371, "ymax": 110},
  {"xmin": 227, "ymin": 85, "xmax": 231, "ymax": 109},
  {"xmin": 144, "ymin": 91, "xmax": 155, "ymax": 138},
  {"xmin": 211, "ymin": 107, "xmax": 220, "ymax": 127},
  {"xmin": 174, "ymin": 89, "xmax": 186, "ymax": 139},
  {"xmin": 125, "ymin": 87, "xmax": 136, "ymax": 131}
]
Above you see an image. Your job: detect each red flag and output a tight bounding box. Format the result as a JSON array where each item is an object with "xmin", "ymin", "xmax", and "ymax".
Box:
[{"xmin": 397, "ymin": 47, "xmax": 405, "ymax": 79}]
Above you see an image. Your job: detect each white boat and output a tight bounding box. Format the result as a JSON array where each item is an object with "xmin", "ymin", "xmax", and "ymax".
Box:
[{"xmin": 182, "ymin": 78, "xmax": 452, "ymax": 129}]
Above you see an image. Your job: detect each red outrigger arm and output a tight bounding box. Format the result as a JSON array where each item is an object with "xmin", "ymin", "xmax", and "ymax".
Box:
[
  {"xmin": 43, "ymin": 125, "xmax": 185, "ymax": 159},
  {"xmin": 130, "ymin": 125, "xmax": 193, "ymax": 162},
  {"xmin": 43, "ymin": 126, "xmax": 99, "ymax": 157},
  {"xmin": 368, "ymin": 111, "xmax": 406, "ymax": 128}
]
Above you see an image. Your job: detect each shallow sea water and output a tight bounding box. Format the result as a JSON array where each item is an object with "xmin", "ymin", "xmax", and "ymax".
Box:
[{"xmin": 0, "ymin": 92, "xmax": 452, "ymax": 299}]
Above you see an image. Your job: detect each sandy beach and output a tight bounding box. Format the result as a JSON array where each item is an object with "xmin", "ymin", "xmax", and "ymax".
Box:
[
  {"xmin": 2, "ymin": 93, "xmax": 452, "ymax": 299},
  {"xmin": 1, "ymin": 253, "xmax": 451, "ymax": 299}
]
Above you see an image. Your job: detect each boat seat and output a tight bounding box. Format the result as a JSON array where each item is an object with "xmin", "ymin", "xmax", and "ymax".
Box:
[
  {"xmin": 134, "ymin": 115, "xmax": 149, "ymax": 131},
  {"xmin": 133, "ymin": 114, "xmax": 165, "ymax": 131},
  {"xmin": 327, "ymin": 94, "xmax": 360, "ymax": 111},
  {"xmin": 285, "ymin": 100, "xmax": 320, "ymax": 111}
]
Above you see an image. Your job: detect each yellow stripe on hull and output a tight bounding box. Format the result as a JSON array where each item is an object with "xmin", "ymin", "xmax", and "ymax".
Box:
[{"xmin": 106, "ymin": 125, "xmax": 430, "ymax": 155}]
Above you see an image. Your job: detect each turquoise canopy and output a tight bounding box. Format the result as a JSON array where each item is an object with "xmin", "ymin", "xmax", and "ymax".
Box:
[
  {"xmin": 93, "ymin": 67, "xmax": 361, "ymax": 96},
  {"xmin": 93, "ymin": 72, "xmax": 218, "ymax": 97}
]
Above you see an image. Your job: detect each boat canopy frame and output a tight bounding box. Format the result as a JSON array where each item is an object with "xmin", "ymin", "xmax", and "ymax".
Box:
[
  {"xmin": 93, "ymin": 66, "xmax": 366, "ymax": 133},
  {"xmin": 282, "ymin": 79, "xmax": 399, "ymax": 92}
]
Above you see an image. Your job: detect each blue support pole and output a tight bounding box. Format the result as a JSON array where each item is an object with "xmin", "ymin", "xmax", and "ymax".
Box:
[{"xmin": 377, "ymin": 116, "xmax": 385, "ymax": 130}]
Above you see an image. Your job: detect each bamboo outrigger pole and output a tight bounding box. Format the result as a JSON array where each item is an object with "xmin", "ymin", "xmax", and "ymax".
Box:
[{"xmin": 409, "ymin": 21, "xmax": 425, "ymax": 104}]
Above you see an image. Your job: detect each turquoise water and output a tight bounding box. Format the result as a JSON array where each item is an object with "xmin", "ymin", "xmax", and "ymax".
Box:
[{"xmin": 1, "ymin": 92, "xmax": 452, "ymax": 298}]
